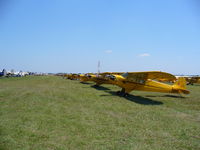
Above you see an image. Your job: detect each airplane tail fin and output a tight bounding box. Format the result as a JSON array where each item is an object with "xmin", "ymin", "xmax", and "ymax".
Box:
[{"xmin": 172, "ymin": 77, "xmax": 189, "ymax": 94}]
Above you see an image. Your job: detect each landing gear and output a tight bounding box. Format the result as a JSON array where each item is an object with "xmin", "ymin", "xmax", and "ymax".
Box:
[{"xmin": 116, "ymin": 88, "xmax": 129, "ymax": 97}]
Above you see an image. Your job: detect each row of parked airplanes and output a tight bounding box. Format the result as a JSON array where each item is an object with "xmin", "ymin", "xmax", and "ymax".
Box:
[{"xmin": 62, "ymin": 71, "xmax": 200, "ymax": 96}]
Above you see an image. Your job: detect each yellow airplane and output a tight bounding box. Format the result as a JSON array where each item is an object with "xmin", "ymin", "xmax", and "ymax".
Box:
[
  {"xmin": 84, "ymin": 72, "xmax": 128, "ymax": 86},
  {"xmin": 64, "ymin": 73, "xmax": 79, "ymax": 80},
  {"xmin": 77, "ymin": 74, "xmax": 96, "ymax": 82},
  {"xmin": 175, "ymin": 76, "xmax": 200, "ymax": 85},
  {"xmin": 78, "ymin": 73, "xmax": 112, "ymax": 85},
  {"xmin": 103, "ymin": 71, "xmax": 189, "ymax": 96},
  {"xmin": 186, "ymin": 76, "xmax": 200, "ymax": 85},
  {"xmin": 77, "ymin": 74, "xmax": 89, "ymax": 82},
  {"xmin": 63, "ymin": 74, "xmax": 69, "ymax": 79}
]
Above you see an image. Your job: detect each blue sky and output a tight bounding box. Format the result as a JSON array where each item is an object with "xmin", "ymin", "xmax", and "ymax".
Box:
[{"xmin": 0, "ymin": 0, "xmax": 200, "ymax": 74}]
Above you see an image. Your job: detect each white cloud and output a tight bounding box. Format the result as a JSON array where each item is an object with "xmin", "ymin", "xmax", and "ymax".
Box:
[
  {"xmin": 138, "ymin": 53, "xmax": 150, "ymax": 57},
  {"xmin": 105, "ymin": 50, "xmax": 112, "ymax": 54}
]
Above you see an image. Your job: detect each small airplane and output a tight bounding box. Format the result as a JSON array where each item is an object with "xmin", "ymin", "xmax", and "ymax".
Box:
[
  {"xmin": 77, "ymin": 73, "xmax": 112, "ymax": 85},
  {"xmin": 103, "ymin": 71, "xmax": 189, "ymax": 96},
  {"xmin": 77, "ymin": 72, "xmax": 129, "ymax": 86},
  {"xmin": 185, "ymin": 76, "xmax": 200, "ymax": 85},
  {"xmin": 64, "ymin": 73, "xmax": 79, "ymax": 80},
  {"xmin": 175, "ymin": 76, "xmax": 200, "ymax": 85},
  {"xmin": 77, "ymin": 74, "xmax": 89, "ymax": 82}
]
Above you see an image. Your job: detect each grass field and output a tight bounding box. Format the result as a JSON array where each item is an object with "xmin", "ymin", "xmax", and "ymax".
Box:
[{"xmin": 0, "ymin": 76, "xmax": 200, "ymax": 150}]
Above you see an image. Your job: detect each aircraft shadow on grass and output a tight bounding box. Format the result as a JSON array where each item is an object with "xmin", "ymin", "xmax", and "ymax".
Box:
[
  {"xmin": 91, "ymin": 85, "xmax": 111, "ymax": 91},
  {"xmin": 145, "ymin": 94, "xmax": 186, "ymax": 99},
  {"xmin": 192, "ymin": 84, "xmax": 200, "ymax": 86},
  {"xmin": 90, "ymin": 85, "xmax": 163, "ymax": 105},
  {"xmin": 80, "ymin": 82, "xmax": 93, "ymax": 85}
]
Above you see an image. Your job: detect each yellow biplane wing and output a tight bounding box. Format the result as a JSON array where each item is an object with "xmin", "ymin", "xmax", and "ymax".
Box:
[
  {"xmin": 122, "ymin": 71, "xmax": 176, "ymax": 83},
  {"xmin": 100, "ymin": 72, "xmax": 125, "ymax": 76}
]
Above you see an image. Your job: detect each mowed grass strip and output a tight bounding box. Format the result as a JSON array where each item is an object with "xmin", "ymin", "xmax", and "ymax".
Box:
[{"xmin": 0, "ymin": 76, "xmax": 200, "ymax": 150}]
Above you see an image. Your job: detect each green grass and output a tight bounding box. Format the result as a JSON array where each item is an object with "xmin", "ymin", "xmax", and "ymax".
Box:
[{"xmin": 0, "ymin": 76, "xmax": 200, "ymax": 150}]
